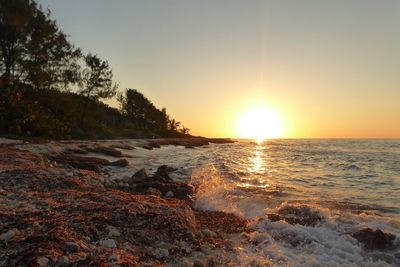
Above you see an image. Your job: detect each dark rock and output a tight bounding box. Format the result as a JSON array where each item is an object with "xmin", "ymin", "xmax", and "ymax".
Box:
[
  {"xmin": 65, "ymin": 147, "xmax": 88, "ymax": 154},
  {"xmin": 110, "ymin": 159, "xmax": 129, "ymax": 167},
  {"xmin": 142, "ymin": 145, "xmax": 153, "ymax": 150},
  {"xmin": 65, "ymin": 241, "xmax": 79, "ymax": 253},
  {"xmin": 49, "ymin": 154, "xmax": 111, "ymax": 172},
  {"xmin": 153, "ymin": 165, "xmax": 176, "ymax": 180},
  {"xmin": 69, "ymin": 161, "xmax": 101, "ymax": 172},
  {"xmin": 130, "ymin": 168, "xmax": 148, "ymax": 183},
  {"xmin": 130, "ymin": 180, "xmax": 195, "ymax": 203},
  {"xmin": 352, "ymin": 228, "xmax": 396, "ymax": 250},
  {"xmin": 267, "ymin": 205, "xmax": 323, "ymax": 226},
  {"xmin": 87, "ymin": 145, "xmax": 122, "ymax": 157}
]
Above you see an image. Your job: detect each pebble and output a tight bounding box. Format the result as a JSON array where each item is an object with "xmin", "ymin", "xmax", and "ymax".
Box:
[
  {"xmin": 152, "ymin": 248, "xmax": 169, "ymax": 259},
  {"xmin": 165, "ymin": 191, "xmax": 174, "ymax": 197},
  {"xmin": 0, "ymin": 229, "xmax": 16, "ymax": 241},
  {"xmin": 36, "ymin": 256, "xmax": 50, "ymax": 266},
  {"xmin": 99, "ymin": 239, "xmax": 117, "ymax": 248},
  {"xmin": 106, "ymin": 225, "xmax": 121, "ymax": 237}
]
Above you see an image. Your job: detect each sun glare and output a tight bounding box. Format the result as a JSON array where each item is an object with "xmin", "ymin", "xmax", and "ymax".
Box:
[{"xmin": 238, "ymin": 106, "xmax": 283, "ymax": 141}]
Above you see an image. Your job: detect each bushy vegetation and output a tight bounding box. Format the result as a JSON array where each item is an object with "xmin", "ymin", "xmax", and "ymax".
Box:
[{"xmin": 0, "ymin": 0, "xmax": 188, "ymax": 139}]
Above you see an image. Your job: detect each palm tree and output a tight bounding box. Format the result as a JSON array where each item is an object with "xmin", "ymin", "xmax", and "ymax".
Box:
[
  {"xmin": 168, "ymin": 119, "xmax": 181, "ymax": 131},
  {"xmin": 180, "ymin": 126, "xmax": 190, "ymax": 135}
]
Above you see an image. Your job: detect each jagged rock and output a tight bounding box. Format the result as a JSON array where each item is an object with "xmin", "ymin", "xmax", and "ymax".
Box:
[
  {"xmin": 88, "ymin": 145, "xmax": 122, "ymax": 157},
  {"xmin": 153, "ymin": 165, "xmax": 176, "ymax": 180},
  {"xmin": 65, "ymin": 241, "xmax": 79, "ymax": 253},
  {"xmin": 110, "ymin": 159, "xmax": 129, "ymax": 167},
  {"xmin": 36, "ymin": 256, "xmax": 50, "ymax": 266},
  {"xmin": 130, "ymin": 168, "xmax": 148, "ymax": 183},
  {"xmin": 352, "ymin": 228, "xmax": 396, "ymax": 250},
  {"xmin": 132, "ymin": 181, "xmax": 194, "ymax": 203},
  {"xmin": 0, "ymin": 229, "xmax": 16, "ymax": 241},
  {"xmin": 142, "ymin": 145, "xmax": 153, "ymax": 150},
  {"xmin": 99, "ymin": 239, "xmax": 117, "ymax": 248},
  {"xmin": 267, "ymin": 205, "xmax": 323, "ymax": 226}
]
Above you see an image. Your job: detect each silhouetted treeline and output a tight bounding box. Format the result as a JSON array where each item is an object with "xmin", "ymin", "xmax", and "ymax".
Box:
[{"xmin": 0, "ymin": 0, "xmax": 188, "ymax": 139}]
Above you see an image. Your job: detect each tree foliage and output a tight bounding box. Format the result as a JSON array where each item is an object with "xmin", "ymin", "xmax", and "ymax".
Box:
[
  {"xmin": 79, "ymin": 53, "xmax": 118, "ymax": 100},
  {"xmin": 0, "ymin": 0, "xmax": 81, "ymax": 89},
  {"xmin": 0, "ymin": 0, "xmax": 188, "ymax": 139},
  {"xmin": 118, "ymin": 89, "xmax": 169, "ymax": 129}
]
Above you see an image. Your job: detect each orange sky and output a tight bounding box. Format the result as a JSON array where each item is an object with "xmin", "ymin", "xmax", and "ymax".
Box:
[{"xmin": 40, "ymin": 0, "xmax": 400, "ymax": 138}]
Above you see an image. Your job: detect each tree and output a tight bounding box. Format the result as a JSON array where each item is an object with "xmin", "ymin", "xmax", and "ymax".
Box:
[
  {"xmin": 118, "ymin": 88, "xmax": 169, "ymax": 129},
  {"xmin": 79, "ymin": 53, "xmax": 118, "ymax": 100},
  {"xmin": 0, "ymin": 0, "xmax": 81, "ymax": 89},
  {"xmin": 168, "ymin": 118, "xmax": 181, "ymax": 131},
  {"xmin": 180, "ymin": 125, "xmax": 190, "ymax": 135}
]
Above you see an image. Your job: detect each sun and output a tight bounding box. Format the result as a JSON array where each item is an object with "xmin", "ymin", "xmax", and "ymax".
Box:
[{"xmin": 238, "ymin": 106, "xmax": 283, "ymax": 142}]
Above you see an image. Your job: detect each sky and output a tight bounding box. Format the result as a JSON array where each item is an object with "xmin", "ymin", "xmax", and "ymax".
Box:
[{"xmin": 38, "ymin": 0, "xmax": 400, "ymax": 138}]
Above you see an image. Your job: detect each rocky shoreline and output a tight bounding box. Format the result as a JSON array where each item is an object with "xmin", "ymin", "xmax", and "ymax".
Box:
[
  {"xmin": 0, "ymin": 138, "xmax": 250, "ymax": 266},
  {"xmin": 0, "ymin": 138, "xmax": 398, "ymax": 266}
]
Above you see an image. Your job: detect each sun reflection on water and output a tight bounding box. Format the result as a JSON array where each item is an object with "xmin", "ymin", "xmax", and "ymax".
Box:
[{"xmin": 248, "ymin": 141, "xmax": 266, "ymax": 174}]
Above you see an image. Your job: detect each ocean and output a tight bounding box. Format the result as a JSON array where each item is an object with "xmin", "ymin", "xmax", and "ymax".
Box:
[{"xmin": 112, "ymin": 139, "xmax": 400, "ymax": 266}]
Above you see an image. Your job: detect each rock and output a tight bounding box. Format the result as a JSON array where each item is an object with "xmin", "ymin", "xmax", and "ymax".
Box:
[
  {"xmin": 0, "ymin": 229, "xmax": 16, "ymax": 241},
  {"xmin": 132, "ymin": 181, "xmax": 195, "ymax": 203},
  {"xmin": 49, "ymin": 153, "xmax": 111, "ymax": 172},
  {"xmin": 110, "ymin": 159, "xmax": 129, "ymax": 167},
  {"xmin": 65, "ymin": 241, "xmax": 79, "ymax": 253},
  {"xmin": 165, "ymin": 191, "xmax": 174, "ymax": 198},
  {"xmin": 99, "ymin": 239, "xmax": 117, "ymax": 248},
  {"xmin": 130, "ymin": 168, "xmax": 148, "ymax": 183},
  {"xmin": 36, "ymin": 256, "xmax": 50, "ymax": 266},
  {"xmin": 88, "ymin": 145, "xmax": 122, "ymax": 157},
  {"xmin": 352, "ymin": 228, "xmax": 396, "ymax": 250},
  {"xmin": 185, "ymin": 145, "xmax": 194, "ymax": 149},
  {"xmin": 267, "ymin": 205, "xmax": 323, "ymax": 226},
  {"xmin": 153, "ymin": 165, "xmax": 176, "ymax": 180},
  {"xmin": 106, "ymin": 225, "xmax": 121, "ymax": 237},
  {"xmin": 69, "ymin": 161, "xmax": 101, "ymax": 172},
  {"xmin": 65, "ymin": 147, "xmax": 88, "ymax": 154},
  {"xmin": 152, "ymin": 248, "xmax": 169, "ymax": 259},
  {"xmin": 142, "ymin": 145, "xmax": 153, "ymax": 150}
]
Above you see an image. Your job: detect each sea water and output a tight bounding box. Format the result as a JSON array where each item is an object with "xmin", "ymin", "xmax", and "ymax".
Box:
[{"xmin": 114, "ymin": 139, "xmax": 400, "ymax": 266}]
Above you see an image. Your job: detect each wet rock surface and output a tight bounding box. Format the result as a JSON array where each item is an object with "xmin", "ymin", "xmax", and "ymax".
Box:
[
  {"xmin": 352, "ymin": 228, "xmax": 397, "ymax": 250},
  {"xmin": 0, "ymin": 143, "xmax": 246, "ymax": 266},
  {"xmin": 267, "ymin": 205, "xmax": 324, "ymax": 226}
]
